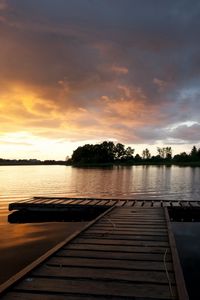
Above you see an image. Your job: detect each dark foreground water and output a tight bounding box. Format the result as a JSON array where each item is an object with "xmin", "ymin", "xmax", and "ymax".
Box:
[
  {"xmin": 172, "ymin": 222, "xmax": 200, "ymax": 300},
  {"xmin": 0, "ymin": 165, "xmax": 200, "ymax": 287}
]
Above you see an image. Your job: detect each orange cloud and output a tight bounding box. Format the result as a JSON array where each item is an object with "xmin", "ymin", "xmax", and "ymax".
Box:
[{"xmin": 0, "ymin": 77, "xmax": 164, "ymax": 147}]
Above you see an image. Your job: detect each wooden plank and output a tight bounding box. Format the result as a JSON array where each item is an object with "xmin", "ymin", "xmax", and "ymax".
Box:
[
  {"xmin": 13, "ymin": 277, "xmax": 177, "ymax": 299},
  {"xmin": 93, "ymin": 215, "xmax": 166, "ymax": 220},
  {"xmin": 48, "ymin": 256, "xmax": 174, "ymax": 271},
  {"xmin": 77, "ymin": 200, "xmax": 91, "ymax": 205},
  {"xmin": 16, "ymin": 198, "xmax": 33, "ymax": 203},
  {"xmin": 86, "ymin": 229, "xmax": 168, "ymax": 236},
  {"xmin": 91, "ymin": 199, "xmax": 105, "ymax": 206},
  {"xmin": 49, "ymin": 199, "xmax": 67, "ymax": 204},
  {"xmin": 86, "ymin": 200, "xmax": 102, "ymax": 206},
  {"xmin": 98, "ymin": 210, "xmax": 165, "ymax": 216},
  {"xmin": 100, "ymin": 213, "xmax": 165, "ymax": 220},
  {"xmin": 162, "ymin": 202, "xmax": 171, "ymax": 207},
  {"xmin": 82, "ymin": 233, "xmax": 168, "ymax": 241},
  {"xmin": 95, "ymin": 200, "xmax": 110, "ymax": 206},
  {"xmin": 85, "ymin": 227, "xmax": 168, "ymax": 240},
  {"xmin": 153, "ymin": 201, "xmax": 163, "ymax": 207},
  {"xmin": 105, "ymin": 211, "xmax": 164, "ymax": 215},
  {"xmin": 9, "ymin": 201, "xmax": 74, "ymax": 211},
  {"xmin": 111, "ymin": 210, "xmax": 165, "ymax": 215},
  {"xmin": 109, "ymin": 214, "xmax": 165, "ymax": 219},
  {"xmin": 32, "ymin": 264, "xmax": 175, "ymax": 284},
  {"xmin": 68, "ymin": 199, "xmax": 86, "ymax": 204},
  {"xmin": 85, "ymin": 231, "xmax": 168, "ymax": 238},
  {"xmin": 106, "ymin": 214, "xmax": 165, "ymax": 219},
  {"xmin": 105, "ymin": 199, "xmax": 117, "ymax": 206},
  {"xmin": 94, "ymin": 221, "xmax": 167, "ymax": 230},
  {"xmin": 179, "ymin": 201, "xmax": 190, "ymax": 207},
  {"xmin": 102, "ymin": 217, "xmax": 166, "ymax": 221},
  {"xmin": 170, "ymin": 202, "xmax": 180, "ymax": 207},
  {"xmin": 38, "ymin": 199, "xmax": 60, "ymax": 204},
  {"xmin": 73, "ymin": 237, "xmax": 169, "ymax": 247},
  {"xmin": 92, "ymin": 224, "xmax": 167, "ymax": 230},
  {"xmin": 124, "ymin": 200, "xmax": 135, "ymax": 207},
  {"xmin": 108, "ymin": 216, "xmax": 165, "ymax": 220},
  {"xmin": 89, "ymin": 223, "xmax": 167, "ymax": 230},
  {"xmin": 81, "ymin": 232, "xmax": 169, "ymax": 241},
  {"xmin": 116, "ymin": 209, "xmax": 165, "ymax": 213},
  {"xmin": 65, "ymin": 243, "xmax": 170, "ymax": 253},
  {"xmin": 107, "ymin": 217, "xmax": 165, "ymax": 221},
  {"xmin": 106, "ymin": 219, "xmax": 166, "ymax": 224},
  {"xmin": 56, "ymin": 249, "xmax": 172, "ymax": 262},
  {"xmin": 115, "ymin": 200, "xmax": 126, "ymax": 207},
  {"xmin": 143, "ymin": 201, "xmax": 152, "ymax": 207}
]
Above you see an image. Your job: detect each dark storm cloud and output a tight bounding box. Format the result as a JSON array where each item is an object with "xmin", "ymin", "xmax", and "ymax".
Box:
[
  {"xmin": 1, "ymin": 0, "xmax": 200, "ymax": 144},
  {"xmin": 171, "ymin": 123, "xmax": 200, "ymax": 143}
]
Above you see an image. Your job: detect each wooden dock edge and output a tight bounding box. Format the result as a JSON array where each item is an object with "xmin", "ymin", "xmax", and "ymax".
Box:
[
  {"xmin": 0, "ymin": 205, "xmax": 115, "ymax": 295},
  {"xmin": 164, "ymin": 207, "xmax": 189, "ymax": 300}
]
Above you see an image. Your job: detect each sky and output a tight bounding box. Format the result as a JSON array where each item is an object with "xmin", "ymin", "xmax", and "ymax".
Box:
[{"xmin": 0, "ymin": 0, "xmax": 200, "ymax": 160}]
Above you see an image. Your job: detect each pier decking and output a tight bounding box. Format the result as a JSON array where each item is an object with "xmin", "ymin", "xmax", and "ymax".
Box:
[
  {"xmin": 8, "ymin": 196, "xmax": 200, "ymax": 211},
  {"xmin": 1, "ymin": 202, "xmax": 188, "ymax": 299}
]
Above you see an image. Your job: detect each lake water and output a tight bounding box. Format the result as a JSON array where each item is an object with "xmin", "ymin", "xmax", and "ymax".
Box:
[
  {"xmin": 0, "ymin": 165, "xmax": 200, "ymax": 203},
  {"xmin": 0, "ymin": 165, "xmax": 200, "ymax": 285}
]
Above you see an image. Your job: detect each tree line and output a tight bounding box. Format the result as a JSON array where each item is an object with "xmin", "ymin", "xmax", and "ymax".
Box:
[
  {"xmin": 0, "ymin": 158, "xmax": 66, "ymax": 165},
  {"xmin": 68, "ymin": 141, "xmax": 200, "ymax": 165}
]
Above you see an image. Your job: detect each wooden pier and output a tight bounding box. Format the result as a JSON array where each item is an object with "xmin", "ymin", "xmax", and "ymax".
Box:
[
  {"xmin": 8, "ymin": 196, "xmax": 200, "ymax": 211},
  {"xmin": 1, "ymin": 199, "xmax": 189, "ymax": 299}
]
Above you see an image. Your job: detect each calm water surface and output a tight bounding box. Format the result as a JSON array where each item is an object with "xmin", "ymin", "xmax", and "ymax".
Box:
[
  {"xmin": 0, "ymin": 165, "xmax": 200, "ymax": 203},
  {"xmin": 0, "ymin": 165, "xmax": 200, "ymax": 284}
]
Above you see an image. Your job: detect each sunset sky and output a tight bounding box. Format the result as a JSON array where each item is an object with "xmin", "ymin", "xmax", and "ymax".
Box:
[{"xmin": 0, "ymin": 0, "xmax": 200, "ymax": 160}]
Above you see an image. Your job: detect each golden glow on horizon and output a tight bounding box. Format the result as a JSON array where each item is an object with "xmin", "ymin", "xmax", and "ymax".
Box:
[
  {"xmin": 0, "ymin": 83, "xmax": 59, "ymax": 118},
  {"xmin": 0, "ymin": 83, "xmax": 197, "ymax": 160}
]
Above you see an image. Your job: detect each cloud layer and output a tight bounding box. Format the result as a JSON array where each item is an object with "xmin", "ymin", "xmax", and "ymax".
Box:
[{"xmin": 0, "ymin": 0, "xmax": 200, "ymax": 158}]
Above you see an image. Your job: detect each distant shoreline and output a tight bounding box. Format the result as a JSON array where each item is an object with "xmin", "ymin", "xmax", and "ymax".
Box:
[
  {"xmin": 0, "ymin": 160, "xmax": 66, "ymax": 166},
  {"xmin": 1, "ymin": 161, "xmax": 200, "ymax": 167},
  {"xmin": 71, "ymin": 161, "xmax": 200, "ymax": 167}
]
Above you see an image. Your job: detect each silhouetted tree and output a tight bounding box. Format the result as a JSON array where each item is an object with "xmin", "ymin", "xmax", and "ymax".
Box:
[
  {"xmin": 173, "ymin": 152, "xmax": 190, "ymax": 162},
  {"xmin": 134, "ymin": 154, "xmax": 142, "ymax": 162},
  {"xmin": 165, "ymin": 147, "xmax": 172, "ymax": 160},
  {"xmin": 125, "ymin": 146, "xmax": 134, "ymax": 160},
  {"xmin": 142, "ymin": 148, "xmax": 151, "ymax": 159},
  {"xmin": 70, "ymin": 143, "xmax": 200, "ymax": 165},
  {"xmin": 157, "ymin": 147, "xmax": 172, "ymax": 159},
  {"xmin": 190, "ymin": 146, "xmax": 198, "ymax": 161},
  {"xmin": 114, "ymin": 143, "xmax": 126, "ymax": 160}
]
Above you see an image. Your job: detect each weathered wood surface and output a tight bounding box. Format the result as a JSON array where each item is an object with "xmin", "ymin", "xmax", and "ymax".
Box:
[
  {"xmin": 1, "ymin": 206, "xmax": 189, "ymax": 299},
  {"xmin": 8, "ymin": 196, "xmax": 200, "ymax": 212}
]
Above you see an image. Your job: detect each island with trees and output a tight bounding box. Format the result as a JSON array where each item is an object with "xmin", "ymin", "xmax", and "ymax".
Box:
[
  {"xmin": 66, "ymin": 141, "xmax": 200, "ymax": 167},
  {"xmin": 0, "ymin": 141, "xmax": 200, "ymax": 166}
]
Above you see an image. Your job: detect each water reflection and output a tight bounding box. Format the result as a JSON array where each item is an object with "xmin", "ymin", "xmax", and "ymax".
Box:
[
  {"xmin": 0, "ymin": 208, "xmax": 85, "ymax": 284},
  {"xmin": 0, "ymin": 165, "xmax": 200, "ymax": 204}
]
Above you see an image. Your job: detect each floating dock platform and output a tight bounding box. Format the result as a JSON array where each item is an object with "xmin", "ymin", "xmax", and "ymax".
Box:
[
  {"xmin": 0, "ymin": 198, "xmax": 189, "ymax": 299},
  {"xmin": 8, "ymin": 196, "xmax": 200, "ymax": 210}
]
